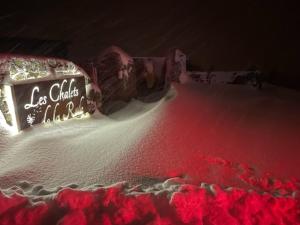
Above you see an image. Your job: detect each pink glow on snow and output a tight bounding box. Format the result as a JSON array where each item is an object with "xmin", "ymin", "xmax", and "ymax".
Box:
[
  {"xmin": 115, "ymin": 83, "xmax": 300, "ymax": 189},
  {"xmin": 0, "ymin": 181, "xmax": 299, "ymax": 225}
]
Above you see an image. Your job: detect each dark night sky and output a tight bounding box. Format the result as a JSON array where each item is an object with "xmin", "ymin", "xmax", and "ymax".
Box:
[{"xmin": 1, "ymin": 1, "xmax": 300, "ymax": 76}]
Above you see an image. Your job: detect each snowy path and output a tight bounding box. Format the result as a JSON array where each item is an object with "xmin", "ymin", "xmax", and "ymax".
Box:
[{"xmin": 0, "ymin": 82, "xmax": 300, "ymax": 189}]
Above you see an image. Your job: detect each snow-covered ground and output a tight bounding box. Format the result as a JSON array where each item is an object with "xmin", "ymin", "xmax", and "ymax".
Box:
[
  {"xmin": 1, "ymin": 80, "xmax": 300, "ymax": 224},
  {"xmin": 1, "ymin": 81, "xmax": 300, "ymax": 190},
  {"xmin": 0, "ymin": 96, "xmax": 164, "ymax": 189}
]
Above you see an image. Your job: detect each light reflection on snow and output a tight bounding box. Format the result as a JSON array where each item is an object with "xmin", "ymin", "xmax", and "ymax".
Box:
[
  {"xmin": 0, "ymin": 95, "xmax": 165, "ymax": 189},
  {"xmin": 1, "ymin": 82, "xmax": 300, "ymax": 193}
]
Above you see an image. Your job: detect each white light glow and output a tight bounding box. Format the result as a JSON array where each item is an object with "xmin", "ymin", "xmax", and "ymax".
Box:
[{"xmin": 3, "ymin": 85, "xmax": 19, "ymax": 134}]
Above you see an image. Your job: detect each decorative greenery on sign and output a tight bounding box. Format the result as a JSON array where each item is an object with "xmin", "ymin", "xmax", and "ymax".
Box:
[
  {"xmin": 8, "ymin": 58, "xmax": 50, "ymax": 80},
  {"xmin": 0, "ymin": 60, "xmax": 8, "ymax": 83},
  {"xmin": 0, "ymin": 86, "xmax": 12, "ymax": 126},
  {"xmin": 5, "ymin": 58, "xmax": 81, "ymax": 81}
]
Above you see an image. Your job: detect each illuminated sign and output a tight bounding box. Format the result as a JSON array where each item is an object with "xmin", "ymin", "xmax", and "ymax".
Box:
[{"xmin": 13, "ymin": 76, "xmax": 87, "ymax": 130}]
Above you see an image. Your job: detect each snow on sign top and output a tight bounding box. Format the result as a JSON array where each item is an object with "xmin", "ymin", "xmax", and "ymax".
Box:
[{"xmin": 0, "ymin": 54, "xmax": 88, "ymax": 85}]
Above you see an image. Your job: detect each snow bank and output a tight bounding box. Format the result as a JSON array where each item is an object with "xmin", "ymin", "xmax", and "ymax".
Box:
[{"xmin": 0, "ymin": 178, "xmax": 299, "ymax": 225}]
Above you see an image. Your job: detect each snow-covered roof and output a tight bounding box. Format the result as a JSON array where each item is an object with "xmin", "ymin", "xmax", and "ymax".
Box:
[{"xmin": 0, "ymin": 54, "xmax": 89, "ymax": 85}]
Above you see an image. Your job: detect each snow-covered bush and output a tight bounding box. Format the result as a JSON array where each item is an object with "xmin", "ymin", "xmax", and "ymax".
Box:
[{"xmin": 95, "ymin": 46, "xmax": 136, "ymax": 114}]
